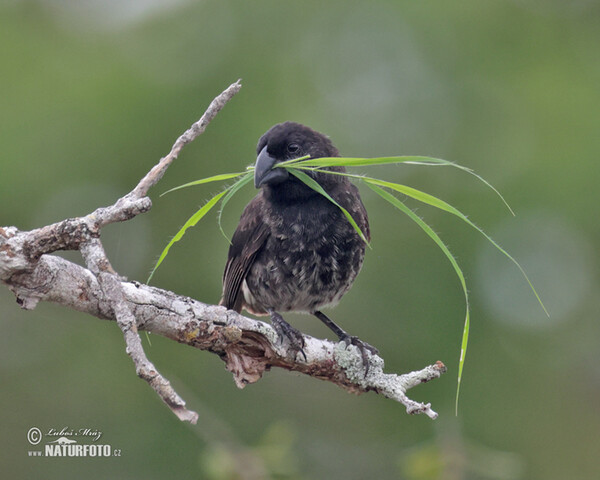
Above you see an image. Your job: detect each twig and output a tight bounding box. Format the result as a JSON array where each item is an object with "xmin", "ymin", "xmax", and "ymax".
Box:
[
  {"xmin": 0, "ymin": 80, "xmax": 446, "ymax": 422},
  {"xmin": 80, "ymin": 238, "xmax": 199, "ymax": 423}
]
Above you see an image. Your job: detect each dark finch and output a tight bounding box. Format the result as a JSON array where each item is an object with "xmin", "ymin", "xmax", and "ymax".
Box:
[{"xmin": 221, "ymin": 122, "xmax": 377, "ymax": 365}]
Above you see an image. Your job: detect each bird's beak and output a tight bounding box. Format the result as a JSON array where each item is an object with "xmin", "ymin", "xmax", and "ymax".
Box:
[{"xmin": 254, "ymin": 146, "xmax": 289, "ymax": 188}]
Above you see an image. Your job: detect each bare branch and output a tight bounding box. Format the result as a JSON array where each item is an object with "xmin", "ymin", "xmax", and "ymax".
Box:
[
  {"xmin": 0, "ymin": 80, "xmax": 446, "ymax": 423},
  {"xmin": 1, "ymin": 245, "xmax": 446, "ymax": 419},
  {"xmin": 79, "ymin": 236, "xmax": 199, "ymax": 423}
]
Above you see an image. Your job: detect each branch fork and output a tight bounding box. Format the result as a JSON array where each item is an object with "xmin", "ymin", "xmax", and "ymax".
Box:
[{"xmin": 0, "ymin": 80, "xmax": 446, "ymax": 423}]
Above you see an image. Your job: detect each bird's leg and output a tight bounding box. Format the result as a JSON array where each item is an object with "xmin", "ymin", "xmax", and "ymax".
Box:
[
  {"xmin": 313, "ymin": 311, "xmax": 378, "ymax": 372},
  {"xmin": 268, "ymin": 310, "xmax": 307, "ymax": 362}
]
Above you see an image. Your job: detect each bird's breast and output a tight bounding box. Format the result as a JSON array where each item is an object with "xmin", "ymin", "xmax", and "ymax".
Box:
[{"xmin": 243, "ymin": 197, "xmax": 366, "ymax": 314}]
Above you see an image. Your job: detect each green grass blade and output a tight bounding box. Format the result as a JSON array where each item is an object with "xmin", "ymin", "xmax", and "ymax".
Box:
[
  {"xmin": 147, "ymin": 188, "xmax": 229, "ymax": 283},
  {"xmin": 286, "ymin": 169, "xmax": 371, "ymax": 247},
  {"xmin": 278, "ymin": 155, "xmax": 452, "ymax": 168},
  {"xmin": 360, "ymin": 176, "xmax": 548, "ymax": 317},
  {"xmin": 160, "ymin": 172, "xmax": 247, "ymax": 196},
  {"xmin": 365, "ymin": 183, "xmax": 470, "ymax": 414},
  {"xmin": 462, "ymin": 170, "xmax": 515, "ymax": 216},
  {"xmin": 273, "ymin": 155, "xmax": 311, "ymax": 167},
  {"xmin": 399, "ymin": 160, "xmax": 514, "ymax": 216},
  {"xmin": 278, "ymin": 156, "xmax": 514, "ymax": 215},
  {"xmin": 217, "ymin": 172, "xmax": 254, "ymax": 243}
]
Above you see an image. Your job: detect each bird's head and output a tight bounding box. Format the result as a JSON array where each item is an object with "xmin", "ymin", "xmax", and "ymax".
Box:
[{"xmin": 254, "ymin": 122, "xmax": 344, "ymax": 198}]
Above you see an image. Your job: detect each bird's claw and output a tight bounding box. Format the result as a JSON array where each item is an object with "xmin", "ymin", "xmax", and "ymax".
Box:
[
  {"xmin": 270, "ymin": 314, "xmax": 307, "ymax": 362},
  {"xmin": 340, "ymin": 335, "xmax": 378, "ymax": 375}
]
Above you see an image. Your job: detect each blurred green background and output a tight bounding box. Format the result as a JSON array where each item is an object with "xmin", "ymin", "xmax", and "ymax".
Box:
[{"xmin": 1, "ymin": 1, "xmax": 599, "ymax": 478}]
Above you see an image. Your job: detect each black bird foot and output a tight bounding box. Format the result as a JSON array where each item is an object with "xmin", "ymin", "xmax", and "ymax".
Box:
[
  {"xmin": 269, "ymin": 311, "xmax": 307, "ymax": 362},
  {"xmin": 340, "ymin": 334, "xmax": 379, "ymax": 374}
]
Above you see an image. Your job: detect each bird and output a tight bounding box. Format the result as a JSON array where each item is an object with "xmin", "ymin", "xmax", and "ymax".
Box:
[{"xmin": 220, "ymin": 121, "xmax": 377, "ymax": 366}]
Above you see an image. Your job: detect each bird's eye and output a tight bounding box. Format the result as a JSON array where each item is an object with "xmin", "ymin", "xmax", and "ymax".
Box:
[{"xmin": 287, "ymin": 143, "xmax": 300, "ymax": 154}]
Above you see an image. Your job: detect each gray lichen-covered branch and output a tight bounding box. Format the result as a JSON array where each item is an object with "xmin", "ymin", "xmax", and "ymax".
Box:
[{"xmin": 0, "ymin": 80, "xmax": 446, "ymax": 423}]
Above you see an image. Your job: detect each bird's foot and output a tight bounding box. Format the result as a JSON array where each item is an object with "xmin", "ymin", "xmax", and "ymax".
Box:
[
  {"xmin": 270, "ymin": 312, "xmax": 307, "ymax": 362},
  {"xmin": 340, "ymin": 334, "xmax": 379, "ymax": 374}
]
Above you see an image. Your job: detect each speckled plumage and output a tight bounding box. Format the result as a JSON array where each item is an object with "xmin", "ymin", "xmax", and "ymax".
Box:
[{"xmin": 238, "ymin": 185, "xmax": 366, "ymax": 315}]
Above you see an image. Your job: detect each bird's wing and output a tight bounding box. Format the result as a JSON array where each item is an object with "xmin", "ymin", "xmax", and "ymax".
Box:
[{"xmin": 221, "ymin": 195, "xmax": 270, "ymax": 313}]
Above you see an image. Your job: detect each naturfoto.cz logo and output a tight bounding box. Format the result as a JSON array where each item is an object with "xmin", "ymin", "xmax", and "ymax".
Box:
[{"xmin": 27, "ymin": 427, "xmax": 122, "ymax": 458}]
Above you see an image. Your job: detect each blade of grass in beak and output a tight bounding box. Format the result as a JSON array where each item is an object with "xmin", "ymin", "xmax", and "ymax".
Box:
[
  {"xmin": 278, "ymin": 155, "xmax": 451, "ymax": 168},
  {"xmin": 279, "ymin": 156, "xmax": 514, "ymax": 215},
  {"xmin": 271, "ymin": 155, "xmax": 311, "ymax": 167},
  {"xmin": 147, "ymin": 188, "xmax": 229, "ymax": 283},
  {"xmin": 160, "ymin": 172, "xmax": 247, "ymax": 196},
  {"xmin": 366, "ymin": 183, "xmax": 470, "ymax": 415},
  {"xmin": 287, "ymin": 169, "xmax": 370, "ymax": 247}
]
